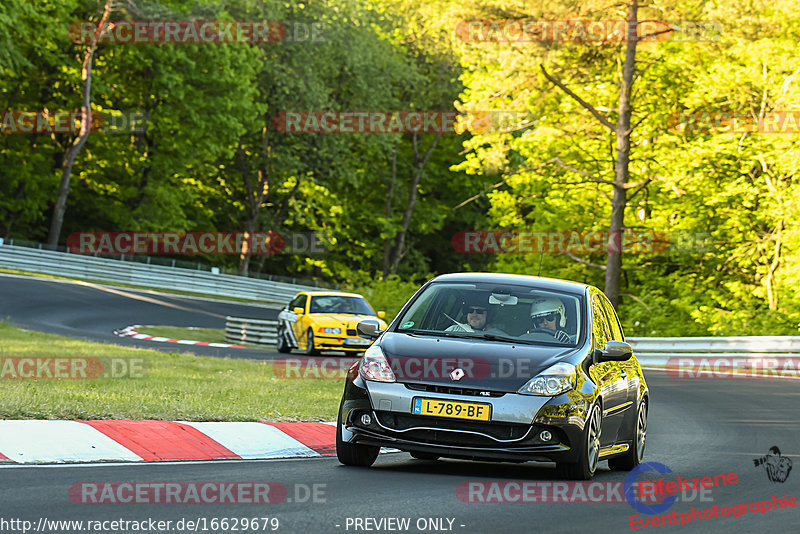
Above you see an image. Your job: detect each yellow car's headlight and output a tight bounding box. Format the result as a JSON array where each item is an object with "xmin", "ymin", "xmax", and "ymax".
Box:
[{"xmin": 318, "ymin": 327, "xmax": 342, "ymax": 334}]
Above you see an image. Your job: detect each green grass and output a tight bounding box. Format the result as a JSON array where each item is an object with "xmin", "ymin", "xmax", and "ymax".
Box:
[
  {"xmin": 0, "ymin": 322, "xmax": 342, "ymax": 421},
  {"xmin": 136, "ymin": 326, "xmax": 227, "ymax": 343}
]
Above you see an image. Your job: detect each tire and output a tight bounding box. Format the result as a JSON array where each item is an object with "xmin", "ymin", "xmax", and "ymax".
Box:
[
  {"xmin": 336, "ymin": 407, "xmax": 379, "ymax": 467},
  {"xmin": 410, "ymin": 452, "xmax": 440, "ymax": 461},
  {"xmin": 305, "ymin": 329, "xmax": 320, "ymax": 355},
  {"xmin": 276, "ymin": 326, "xmax": 291, "ymax": 353},
  {"xmin": 609, "ymin": 399, "xmax": 647, "ymax": 471},
  {"xmin": 556, "ymin": 402, "xmax": 602, "ymax": 480}
]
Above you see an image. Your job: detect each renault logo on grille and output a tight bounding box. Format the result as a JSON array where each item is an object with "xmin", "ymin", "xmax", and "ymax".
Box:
[{"xmin": 450, "ymin": 368, "xmax": 465, "ymax": 381}]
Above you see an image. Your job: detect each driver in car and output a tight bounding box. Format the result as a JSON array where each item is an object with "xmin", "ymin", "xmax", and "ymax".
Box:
[{"xmin": 529, "ymin": 298, "xmax": 571, "ymax": 343}]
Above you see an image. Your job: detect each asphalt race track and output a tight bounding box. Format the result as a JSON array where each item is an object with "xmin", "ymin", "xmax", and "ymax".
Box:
[
  {"xmin": 1, "ymin": 274, "xmax": 799, "ymax": 533},
  {"xmin": 0, "ymin": 273, "xmax": 282, "ymax": 360},
  {"xmin": 1, "ymin": 372, "xmax": 798, "ymax": 533}
]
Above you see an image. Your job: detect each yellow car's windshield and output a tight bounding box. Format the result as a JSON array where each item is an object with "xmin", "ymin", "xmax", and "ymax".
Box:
[{"xmin": 309, "ymin": 296, "xmax": 375, "ymax": 315}]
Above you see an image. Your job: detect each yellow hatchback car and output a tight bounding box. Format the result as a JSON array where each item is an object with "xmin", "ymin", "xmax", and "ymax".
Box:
[{"xmin": 276, "ymin": 291, "xmax": 388, "ymax": 354}]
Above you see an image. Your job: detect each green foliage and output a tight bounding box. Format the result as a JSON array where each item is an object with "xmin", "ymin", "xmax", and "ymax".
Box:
[
  {"xmin": 351, "ymin": 275, "xmax": 425, "ymax": 321},
  {"xmin": 2, "ymin": 0, "xmax": 799, "ymax": 336},
  {"xmin": 448, "ymin": 0, "xmax": 800, "ymax": 336}
]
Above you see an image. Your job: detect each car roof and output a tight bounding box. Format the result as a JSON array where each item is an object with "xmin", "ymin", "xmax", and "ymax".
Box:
[
  {"xmin": 301, "ymin": 291, "xmax": 367, "ymax": 298},
  {"xmin": 429, "ymin": 272, "xmax": 591, "ymax": 296}
]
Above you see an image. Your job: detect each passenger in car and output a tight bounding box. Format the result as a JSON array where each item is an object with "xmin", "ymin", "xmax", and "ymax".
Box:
[{"xmin": 445, "ymin": 294, "xmax": 495, "ymax": 332}]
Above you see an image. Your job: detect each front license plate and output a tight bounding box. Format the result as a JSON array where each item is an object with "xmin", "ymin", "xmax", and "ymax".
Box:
[
  {"xmin": 345, "ymin": 337, "xmax": 371, "ymax": 346},
  {"xmin": 412, "ymin": 398, "xmax": 491, "ymax": 421}
]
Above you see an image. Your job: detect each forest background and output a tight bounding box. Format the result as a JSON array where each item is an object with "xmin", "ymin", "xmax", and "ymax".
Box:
[{"xmin": 1, "ymin": 0, "xmax": 798, "ymax": 336}]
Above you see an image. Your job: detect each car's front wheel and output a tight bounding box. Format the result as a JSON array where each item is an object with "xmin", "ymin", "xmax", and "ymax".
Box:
[
  {"xmin": 556, "ymin": 402, "xmax": 602, "ymax": 480},
  {"xmin": 336, "ymin": 408, "xmax": 379, "ymax": 467},
  {"xmin": 609, "ymin": 399, "xmax": 647, "ymax": 471},
  {"xmin": 305, "ymin": 329, "xmax": 320, "ymax": 355}
]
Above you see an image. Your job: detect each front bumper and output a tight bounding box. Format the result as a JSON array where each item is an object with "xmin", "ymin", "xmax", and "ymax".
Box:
[
  {"xmin": 340, "ymin": 379, "xmax": 593, "ymax": 463},
  {"xmin": 314, "ymin": 334, "xmax": 373, "ymax": 351}
]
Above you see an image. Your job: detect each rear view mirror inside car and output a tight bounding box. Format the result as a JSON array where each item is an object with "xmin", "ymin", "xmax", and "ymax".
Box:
[{"xmin": 489, "ymin": 293, "xmax": 518, "ymax": 305}]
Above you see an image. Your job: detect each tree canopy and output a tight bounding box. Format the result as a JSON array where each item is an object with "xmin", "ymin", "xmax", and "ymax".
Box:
[{"xmin": 1, "ymin": 0, "xmax": 798, "ymax": 335}]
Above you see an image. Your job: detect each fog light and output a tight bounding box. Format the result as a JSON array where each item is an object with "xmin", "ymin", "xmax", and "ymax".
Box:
[
  {"xmin": 539, "ymin": 430, "xmax": 552, "ymax": 442},
  {"xmin": 360, "ymin": 413, "xmax": 372, "ymax": 426}
]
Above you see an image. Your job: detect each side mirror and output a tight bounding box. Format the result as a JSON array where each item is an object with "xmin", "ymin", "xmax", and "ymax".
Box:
[
  {"xmin": 292, "ymin": 307, "xmax": 304, "ymax": 315},
  {"xmin": 377, "ymin": 311, "xmax": 386, "ymax": 319},
  {"xmin": 596, "ymin": 341, "xmax": 633, "ymax": 362},
  {"xmin": 357, "ymin": 319, "xmax": 384, "ymax": 339}
]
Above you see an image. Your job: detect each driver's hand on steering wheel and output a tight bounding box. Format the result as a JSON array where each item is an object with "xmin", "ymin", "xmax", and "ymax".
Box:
[{"xmin": 554, "ymin": 330, "xmax": 570, "ymax": 343}]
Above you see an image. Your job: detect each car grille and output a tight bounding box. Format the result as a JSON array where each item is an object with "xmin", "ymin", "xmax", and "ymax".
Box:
[
  {"xmin": 405, "ymin": 383, "xmax": 505, "ymax": 398},
  {"xmin": 374, "ymin": 411, "xmax": 533, "ymax": 446},
  {"xmin": 347, "ymin": 329, "xmax": 357, "ymax": 336}
]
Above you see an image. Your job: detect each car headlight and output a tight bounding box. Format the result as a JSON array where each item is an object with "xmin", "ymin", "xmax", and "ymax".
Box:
[
  {"xmin": 518, "ymin": 363, "xmax": 576, "ymax": 396},
  {"xmin": 318, "ymin": 327, "xmax": 342, "ymax": 334},
  {"xmin": 358, "ymin": 344, "xmax": 396, "ymax": 382}
]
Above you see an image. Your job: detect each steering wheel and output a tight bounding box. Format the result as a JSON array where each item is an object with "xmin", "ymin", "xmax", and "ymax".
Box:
[{"xmin": 528, "ymin": 328, "xmax": 556, "ymax": 336}]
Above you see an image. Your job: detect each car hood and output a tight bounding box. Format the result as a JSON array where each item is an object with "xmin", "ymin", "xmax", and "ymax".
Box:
[{"xmin": 379, "ymin": 332, "xmax": 582, "ymax": 392}]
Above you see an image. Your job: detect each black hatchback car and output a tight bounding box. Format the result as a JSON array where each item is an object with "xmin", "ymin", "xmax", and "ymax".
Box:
[{"xmin": 336, "ymin": 273, "xmax": 648, "ymax": 480}]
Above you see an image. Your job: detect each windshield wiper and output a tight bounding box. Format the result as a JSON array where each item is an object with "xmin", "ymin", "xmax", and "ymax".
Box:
[
  {"xmin": 479, "ymin": 333, "xmax": 536, "ymax": 344},
  {"xmin": 401, "ymin": 330, "xmax": 539, "ymax": 345},
  {"xmin": 436, "ymin": 331, "xmax": 477, "ymax": 339}
]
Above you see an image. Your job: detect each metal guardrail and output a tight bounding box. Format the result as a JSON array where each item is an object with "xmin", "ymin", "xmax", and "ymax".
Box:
[
  {"xmin": 627, "ymin": 336, "xmax": 800, "ymax": 367},
  {"xmin": 222, "ymin": 317, "xmax": 800, "ymax": 357},
  {"xmin": 0, "ymin": 242, "xmax": 330, "ymax": 304},
  {"xmin": 225, "ymin": 317, "xmax": 279, "ymax": 346}
]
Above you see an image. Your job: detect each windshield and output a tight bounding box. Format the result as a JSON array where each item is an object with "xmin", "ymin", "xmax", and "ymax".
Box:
[
  {"xmin": 395, "ymin": 282, "xmax": 583, "ymax": 347},
  {"xmin": 309, "ymin": 295, "xmax": 375, "ymax": 315}
]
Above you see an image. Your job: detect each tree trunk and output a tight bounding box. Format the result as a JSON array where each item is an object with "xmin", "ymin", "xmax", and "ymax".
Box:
[
  {"xmin": 252, "ymin": 177, "xmax": 300, "ymax": 275},
  {"xmin": 603, "ymin": 0, "xmax": 639, "ymax": 308},
  {"xmin": 236, "ymin": 137, "xmax": 269, "ymax": 277},
  {"xmin": 766, "ymin": 220, "xmax": 783, "ymax": 310},
  {"xmin": 386, "ymin": 132, "xmax": 441, "ymax": 276},
  {"xmin": 381, "ymin": 139, "xmax": 399, "ymax": 277},
  {"xmin": 47, "ymin": 1, "xmax": 113, "ymax": 248}
]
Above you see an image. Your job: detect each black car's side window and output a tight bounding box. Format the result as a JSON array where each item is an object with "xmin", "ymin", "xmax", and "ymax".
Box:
[
  {"xmin": 591, "ymin": 295, "xmax": 612, "ymax": 349},
  {"xmin": 599, "ymin": 294, "xmax": 624, "ymax": 341}
]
